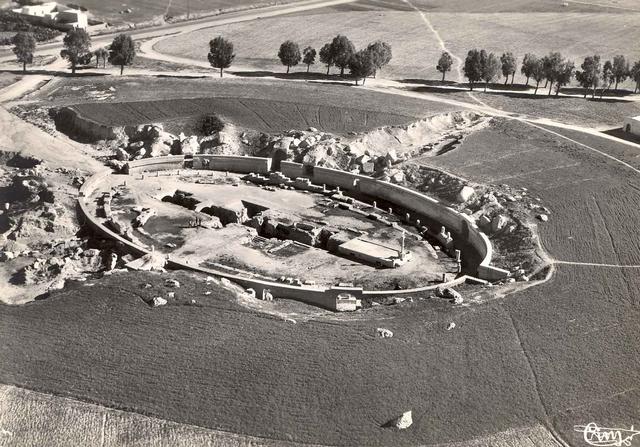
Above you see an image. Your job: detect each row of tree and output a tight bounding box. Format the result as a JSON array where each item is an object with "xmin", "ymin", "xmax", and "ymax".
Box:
[
  {"xmin": 12, "ymin": 28, "xmax": 136, "ymax": 75},
  {"xmin": 276, "ymin": 36, "xmax": 392, "ymax": 84},
  {"xmin": 435, "ymin": 49, "xmax": 640, "ymax": 96},
  {"xmin": 12, "ymin": 28, "xmax": 640, "ymax": 95},
  {"xmin": 207, "ymin": 34, "xmax": 392, "ymax": 84}
]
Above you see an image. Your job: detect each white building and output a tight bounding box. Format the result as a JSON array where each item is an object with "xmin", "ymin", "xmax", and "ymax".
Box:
[
  {"xmin": 623, "ymin": 116, "xmax": 640, "ymax": 137},
  {"xmin": 12, "ymin": 2, "xmax": 88, "ymax": 30}
]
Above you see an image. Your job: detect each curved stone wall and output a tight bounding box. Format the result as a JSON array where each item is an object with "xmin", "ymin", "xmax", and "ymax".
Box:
[{"xmin": 78, "ymin": 156, "xmax": 509, "ymax": 311}]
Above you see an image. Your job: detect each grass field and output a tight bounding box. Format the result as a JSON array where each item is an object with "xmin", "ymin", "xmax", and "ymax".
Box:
[
  {"xmin": 153, "ymin": 6, "xmax": 640, "ymax": 86},
  {"xmin": 153, "ymin": 10, "xmax": 443, "ymax": 80},
  {"xmin": 1, "ymin": 242, "xmax": 639, "ymax": 446},
  {"xmin": 426, "ymin": 118, "xmax": 640, "ymax": 266},
  {"xmin": 69, "ymin": 96, "xmax": 419, "ymax": 134},
  {"xmin": 0, "ymin": 270, "xmax": 553, "ymax": 446},
  {"xmin": 36, "ymin": 76, "xmax": 459, "ymax": 134},
  {"xmin": 325, "ymin": 0, "xmax": 640, "ymax": 13},
  {"xmin": 429, "ymin": 12, "xmax": 640, "ymax": 87},
  {"xmin": 0, "ymin": 73, "xmax": 20, "ymax": 90},
  {"xmin": 71, "ymin": 0, "xmax": 299, "ymax": 25},
  {"xmin": 416, "ymin": 87, "xmax": 640, "ymax": 128}
]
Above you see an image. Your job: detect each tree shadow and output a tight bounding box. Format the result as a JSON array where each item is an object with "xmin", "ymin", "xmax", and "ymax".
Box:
[
  {"xmin": 561, "ymin": 87, "xmax": 636, "ymax": 97},
  {"xmin": 398, "ymin": 78, "xmax": 533, "ymax": 92},
  {"xmin": 227, "ymin": 69, "xmax": 350, "ymax": 83},
  {"xmin": 0, "ymin": 68, "xmax": 109, "ymax": 78}
]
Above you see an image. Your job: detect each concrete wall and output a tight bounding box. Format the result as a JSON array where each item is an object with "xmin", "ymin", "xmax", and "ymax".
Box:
[
  {"xmin": 312, "ymin": 166, "xmax": 367, "ymax": 191},
  {"xmin": 280, "ymin": 161, "xmax": 305, "ymax": 179},
  {"xmin": 193, "ymin": 155, "xmax": 271, "ymax": 174},
  {"xmin": 358, "ymin": 178, "xmax": 465, "ymax": 234}
]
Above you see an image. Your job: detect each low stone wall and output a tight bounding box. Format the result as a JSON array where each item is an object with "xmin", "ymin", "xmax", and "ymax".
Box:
[
  {"xmin": 280, "ymin": 161, "xmax": 306, "ymax": 179},
  {"xmin": 313, "ymin": 166, "xmax": 368, "ymax": 191},
  {"xmin": 193, "ymin": 155, "xmax": 272, "ymax": 174}
]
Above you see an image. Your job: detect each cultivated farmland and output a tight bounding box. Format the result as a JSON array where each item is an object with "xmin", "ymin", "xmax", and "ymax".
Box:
[
  {"xmin": 325, "ymin": 0, "xmax": 640, "ymax": 13},
  {"xmin": 153, "ymin": 10, "xmax": 444, "ymax": 80},
  {"xmin": 68, "ymin": 97, "xmax": 419, "ymax": 135},
  {"xmin": 153, "ymin": 7, "xmax": 640, "ymax": 86},
  {"xmin": 74, "ymin": 0, "xmax": 301, "ymax": 26},
  {"xmin": 37, "ymin": 76, "xmax": 457, "ymax": 118},
  {"xmin": 429, "ymin": 12, "xmax": 640, "ymax": 86}
]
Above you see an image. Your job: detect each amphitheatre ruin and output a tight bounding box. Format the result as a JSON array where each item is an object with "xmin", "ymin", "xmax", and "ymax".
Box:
[
  {"xmin": 80, "ymin": 148, "xmax": 511, "ymax": 310},
  {"xmin": 2, "ymin": 0, "xmax": 640, "ymax": 446}
]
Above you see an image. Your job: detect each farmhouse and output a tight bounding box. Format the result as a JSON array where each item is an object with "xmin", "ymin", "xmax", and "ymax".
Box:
[
  {"xmin": 12, "ymin": 2, "xmax": 88, "ymax": 30},
  {"xmin": 623, "ymin": 116, "xmax": 640, "ymax": 137}
]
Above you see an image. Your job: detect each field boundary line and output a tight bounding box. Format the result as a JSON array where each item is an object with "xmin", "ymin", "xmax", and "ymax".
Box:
[
  {"xmin": 521, "ymin": 121, "xmax": 640, "ymax": 176},
  {"xmin": 553, "ymin": 260, "xmax": 640, "ymax": 268},
  {"xmin": 567, "ymin": 0, "xmax": 640, "ymax": 11},
  {"xmin": 503, "ymin": 308, "xmax": 571, "ymax": 447},
  {"xmin": 401, "ymin": 0, "xmax": 463, "ymax": 83}
]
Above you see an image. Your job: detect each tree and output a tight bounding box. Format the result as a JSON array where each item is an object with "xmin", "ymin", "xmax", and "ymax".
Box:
[
  {"xmin": 463, "ymin": 49, "xmax": 482, "ymax": 91},
  {"xmin": 554, "ymin": 60, "xmax": 574, "ymax": 96},
  {"xmin": 366, "ymin": 41, "xmax": 392, "ymax": 78},
  {"xmin": 480, "ymin": 51, "xmax": 501, "ymax": 92},
  {"xmin": 349, "ymin": 49, "xmax": 376, "ymax": 85},
  {"xmin": 542, "ymin": 52, "xmax": 563, "ymax": 96},
  {"xmin": 599, "ymin": 60, "xmax": 614, "ymax": 99},
  {"xmin": 60, "ymin": 28, "xmax": 91, "ymax": 74},
  {"xmin": 278, "ymin": 40, "xmax": 301, "ymax": 73},
  {"xmin": 108, "ymin": 34, "xmax": 136, "ymax": 75},
  {"xmin": 612, "ymin": 54, "xmax": 629, "ymax": 91},
  {"xmin": 500, "ymin": 52, "xmax": 517, "ymax": 85},
  {"xmin": 95, "ymin": 48, "xmax": 109, "ymax": 68},
  {"xmin": 330, "ymin": 35, "xmax": 355, "ymax": 76},
  {"xmin": 319, "ymin": 43, "xmax": 333, "ymax": 75},
  {"xmin": 530, "ymin": 57, "xmax": 545, "ymax": 94},
  {"xmin": 302, "ymin": 46, "xmax": 316, "ymax": 73},
  {"xmin": 521, "ymin": 53, "xmax": 537, "ymax": 86},
  {"xmin": 208, "ymin": 36, "xmax": 235, "ymax": 77},
  {"xmin": 631, "ymin": 60, "xmax": 640, "ymax": 93},
  {"xmin": 12, "ymin": 32, "xmax": 36, "ymax": 73},
  {"xmin": 575, "ymin": 55, "xmax": 601, "ymax": 98},
  {"xmin": 436, "ymin": 52, "xmax": 453, "ymax": 82}
]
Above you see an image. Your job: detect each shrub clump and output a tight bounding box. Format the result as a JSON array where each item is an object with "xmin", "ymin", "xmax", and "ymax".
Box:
[{"xmin": 201, "ymin": 114, "xmax": 225, "ymax": 136}]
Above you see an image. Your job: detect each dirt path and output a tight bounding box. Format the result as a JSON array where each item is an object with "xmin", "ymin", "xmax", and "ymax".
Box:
[{"xmin": 401, "ymin": 0, "xmax": 463, "ymax": 83}]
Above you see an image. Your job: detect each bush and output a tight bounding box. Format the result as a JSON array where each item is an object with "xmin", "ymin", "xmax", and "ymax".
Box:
[
  {"xmin": 201, "ymin": 114, "xmax": 224, "ymax": 136},
  {"xmin": 0, "ymin": 11, "xmax": 62, "ymax": 43}
]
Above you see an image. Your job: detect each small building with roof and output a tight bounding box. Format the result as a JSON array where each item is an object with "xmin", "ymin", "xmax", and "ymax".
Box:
[{"xmin": 12, "ymin": 2, "xmax": 88, "ymax": 30}]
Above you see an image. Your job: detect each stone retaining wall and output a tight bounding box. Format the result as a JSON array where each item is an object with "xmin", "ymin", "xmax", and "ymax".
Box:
[
  {"xmin": 56, "ymin": 107, "xmax": 121, "ymax": 142},
  {"xmin": 193, "ymin": 155, "xmax": 271, "ymax": 174}
]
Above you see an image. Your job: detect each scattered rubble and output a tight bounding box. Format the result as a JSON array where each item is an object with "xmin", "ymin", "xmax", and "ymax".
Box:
[
  {"xmin": 376, "ymin": 328, "xmax": 394, "ymax": 338},
  {"xmin": 152, "ymin": 297, "xmax": 167, "ymax": 307},
  {"xmin": 386, "ymin": 411, "xmax": 413, "ymax": 429},
  {"xmin": 165, "ymin": 279, "xmax": 180, "ymax": 288}
]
